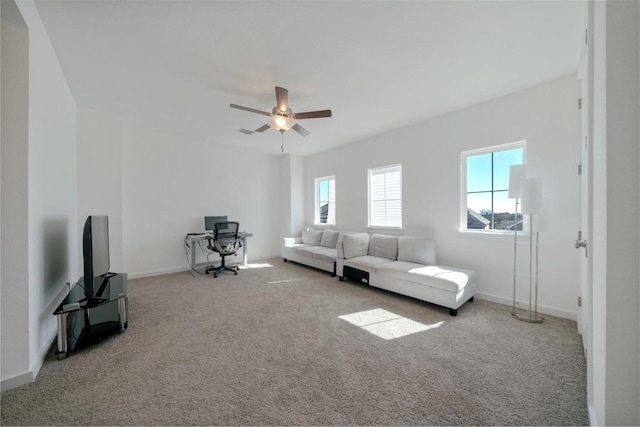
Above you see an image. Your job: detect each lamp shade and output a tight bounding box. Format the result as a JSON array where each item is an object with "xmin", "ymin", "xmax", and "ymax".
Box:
[
  {"xmin": 521, "ymin": 178, "xmax": 543, "ymax": 214},
  {"xmin": 508, "ymin": 164, "xmax": 527, "ymax": 198}
]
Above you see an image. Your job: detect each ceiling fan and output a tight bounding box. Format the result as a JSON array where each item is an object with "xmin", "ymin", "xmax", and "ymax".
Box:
[{"xmin": 230, "ymin": 86, "xmax": 332, "ymax": 137}]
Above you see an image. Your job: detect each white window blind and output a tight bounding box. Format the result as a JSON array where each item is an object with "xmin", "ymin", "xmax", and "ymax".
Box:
[
  {"xmin": 369, "ymin": 164, "xmax": 402, "ymax": 227},
  {"xmin": 326, "ymin": 178, "xmax": 335, "ymax": 224}
]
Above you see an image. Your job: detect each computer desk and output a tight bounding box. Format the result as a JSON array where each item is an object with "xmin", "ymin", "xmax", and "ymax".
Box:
[{"xmin": 186, "ymin": 231, "xmax": 253, "ymax": 275}]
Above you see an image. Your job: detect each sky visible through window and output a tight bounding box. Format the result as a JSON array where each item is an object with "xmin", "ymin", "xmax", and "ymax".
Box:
[
  {"xmin": 318, "ymin": 177, "xmax": 335, "ymax": 224},
  {"xmin": 319, "ymin": 179, "xmax": 329, "ymax": 223},
  {"xmin": 320, "ymin": 180, "xmax": 329, "ymax": 205},
  {"xmin": 467, "ymin": 147, "xmax": 523, "ymax": 216}
]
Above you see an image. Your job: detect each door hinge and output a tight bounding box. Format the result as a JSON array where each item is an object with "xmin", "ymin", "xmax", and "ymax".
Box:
[
  {"xmin": 578, "ymin": 164, "xmax": 582, "ymax": 175},
  {"xmin": 585, "ymin": 29, "xmax": 588, "ymax": 45},
  {"xmin": 578, "ymin": 296, "xmax": 582, "ymax": 307},
  {"xmin": 578, "ymin": 98, "xmax": 582, "ymax": 109}
]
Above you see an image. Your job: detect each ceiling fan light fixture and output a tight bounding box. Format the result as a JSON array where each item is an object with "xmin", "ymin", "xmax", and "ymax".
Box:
[{"xmin": 271, "ymin": 114, "xmax": 296, "ymax": 131}]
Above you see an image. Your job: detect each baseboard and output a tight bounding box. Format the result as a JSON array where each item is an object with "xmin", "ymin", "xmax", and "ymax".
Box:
[
  {"xmin": 1, "ymin": 284, "xmax": 68, "ymax": 392},
  {"xmin": 1, "ymin": 369, "xmax": 34, "ymax": 392},
  {"xmin": 475, "ymin": 292, "xmax": 577, "ymax": 321},
  {"xmin": 128, "ymin": 266, "xmax": 191, "ymax": 279},
  {"xmin": 588, "ymin": 405, "xmax": 598, "ymax": 426},
  {"xmin": 128, "ymin": 255, "xmax": 282, "ymax": 280},
  {"xmin": 1, "ymin": 330, "xmax": 56, "ymax": 392}
]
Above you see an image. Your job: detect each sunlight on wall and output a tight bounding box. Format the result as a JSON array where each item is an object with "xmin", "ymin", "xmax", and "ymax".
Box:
[{"xmin": 338, "ymin": 308, "xmax": 444, "ymax": 340}]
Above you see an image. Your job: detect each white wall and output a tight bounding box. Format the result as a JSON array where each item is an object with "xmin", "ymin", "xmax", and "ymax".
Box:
[
  {"xmin": 77, "ymin": 107, "xmax": 124, "ymax": 272},
  {"xmin": 121, "ymin": 124, "xmax": 282, "ymax": 276},
  {"xmin": 304, "ymin": 75, "xmax": 580, "ymax": 319},
  {"xmin": 280, "ymin": 154, "xmax": 305, "ymax": 238},
  {"xmin": 1, "ymin": 0, "xmax": 78, "ymax": 391},
  {"xmin": 1, "ymin": 0, "xmax": 30, "ymax": 390}
]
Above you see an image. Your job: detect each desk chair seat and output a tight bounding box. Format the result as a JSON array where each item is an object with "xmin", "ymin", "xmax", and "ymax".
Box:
[{"xmin": 205, "ymin": 221, "xmax": 241, "ymax": 278}]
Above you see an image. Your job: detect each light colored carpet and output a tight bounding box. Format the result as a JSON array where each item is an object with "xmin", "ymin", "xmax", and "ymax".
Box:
[{"xmin": 0, "ymin": 258, "xmax": 588, "ymax": 426}]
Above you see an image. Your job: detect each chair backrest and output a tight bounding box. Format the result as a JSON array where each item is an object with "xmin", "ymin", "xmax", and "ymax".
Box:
[
  {"xmin": 214, "ymin": 221, "xmax": 239, "ymax": 243},
  {"xmin": 213, "ymin": 221, "xmax": 240, "ymax": 255}
]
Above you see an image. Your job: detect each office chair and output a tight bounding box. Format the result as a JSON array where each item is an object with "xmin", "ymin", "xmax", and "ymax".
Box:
[{"xmin": 205, "ymin": 221, "xmax": 241, "ymax": 278}]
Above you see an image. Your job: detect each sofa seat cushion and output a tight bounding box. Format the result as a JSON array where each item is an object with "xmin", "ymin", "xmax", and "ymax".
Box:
[
  {"xmin": 285, "ymin": 242, "xmax": 311, "ymax": 254},
  {"xmin": 295, "ymin": 246, "xmax": 323, "ymax": 258},
  {"xmin": 313, "ymin": 247, "xmax": 337, "ymax": 263},
  {"xmin": 376, "ymin": 261, "xmax": 476, "ymax": 293},
  {"xmin": 344, "ymin": 255, "xmax": 393, "ymax": 274}
]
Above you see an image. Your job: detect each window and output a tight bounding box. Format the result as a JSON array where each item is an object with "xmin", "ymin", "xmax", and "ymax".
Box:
[
  {"xmin": 368, "ymin": 164, "xmax": 402, "ymax": 228},
  {"xmin": 461, "ymin": 142, "xmax": 525, "ymax": 231},
  {"xmin": 315, "ymin": 176, "xmax": 335, "ymax": 225}
]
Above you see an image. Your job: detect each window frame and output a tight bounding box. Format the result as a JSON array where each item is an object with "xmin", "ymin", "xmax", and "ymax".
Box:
[
  {"xmin": 314, "ymin": 175, "xmax": 336, "ymax": 226},
  {"xmin": 368, "ymin": 163, "xmax": 403, "ymax": 229},
  {"xmin": 460, "ymin": 141, "xmax": 527, "ymax": 234}
]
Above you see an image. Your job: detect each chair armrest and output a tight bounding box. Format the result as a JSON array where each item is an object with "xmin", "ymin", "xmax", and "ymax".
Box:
[
  {"xmin": 283, "ymin": 237, "xmax": 302, "ymax": 247},
  {"xmin": 337, "ymin": 239, "xmax": 344, "ymax": 259}
]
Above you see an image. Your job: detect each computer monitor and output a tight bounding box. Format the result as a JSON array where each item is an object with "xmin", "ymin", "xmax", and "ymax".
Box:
[{"xmin": 204, "ymin": 216, "xmax": 228, "ymax": 233}]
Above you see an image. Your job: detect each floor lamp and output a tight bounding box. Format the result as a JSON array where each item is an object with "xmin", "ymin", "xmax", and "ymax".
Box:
[
  {"xmin": 508, "ymin": 165, "xmax": 527, "ymax": 319},
  {"xmin": 515, "ymin": 177, "xmax": 544, "ymax": 323}
]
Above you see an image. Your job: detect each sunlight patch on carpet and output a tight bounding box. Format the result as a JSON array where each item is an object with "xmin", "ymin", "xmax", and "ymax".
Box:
[
  {"xmin": 239, "ymin": 263, "xmax": 273, "ymax": 269},
  {"xmin": 267, "ymin": 279, "xmax": 301, "ymax": 284},
  {"xmin": 338, "ymin": 308, "xmax": 444, "ymax": 340}
]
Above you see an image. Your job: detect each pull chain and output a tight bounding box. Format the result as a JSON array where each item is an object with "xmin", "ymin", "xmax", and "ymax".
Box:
[{"xmin": 280, "ymin": 130, "xmax": 285, "ymax": 152}]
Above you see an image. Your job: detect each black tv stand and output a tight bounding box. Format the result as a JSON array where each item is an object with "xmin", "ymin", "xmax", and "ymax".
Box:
[
  {"xmin": 53, "ymin": 273, "xmax": 128, "ymax": 359},
  {"xmin": 83, "ymin": 296, "xmax": 108, "ymax": 308}
]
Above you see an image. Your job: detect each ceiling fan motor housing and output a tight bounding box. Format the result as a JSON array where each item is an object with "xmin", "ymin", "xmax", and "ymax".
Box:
[{"xmin": 272, "ymin": 106, "xmax": 293, "ymax": 117}]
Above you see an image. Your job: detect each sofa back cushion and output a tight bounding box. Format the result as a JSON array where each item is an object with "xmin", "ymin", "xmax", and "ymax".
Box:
[
  {"xmin": 342, "ymin": 233, "xmax": 370, "ymax": 259},
  {"xmin": 320, "ymin": 229, "xmax": 340, "ymax": 248},
  {"xmin": 397, "ymin": 236, "xmax": 436, "ymax": 265},
  {"xmin": 301, "ymin": 227, "xmax": 323, "ymax": 245},
  {"xmin": 368, "ymin": 234, "xmax": 399, "ymax": 260}
]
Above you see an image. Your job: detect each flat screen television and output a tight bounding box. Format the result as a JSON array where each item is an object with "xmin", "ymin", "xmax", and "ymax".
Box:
[
  {"xmin": 204, "ymin": 216, "xmax": 228, "ymax": 233},
  {"xmin": 82, "ymin": 215, "xmax": 112, "ymax": 301}
]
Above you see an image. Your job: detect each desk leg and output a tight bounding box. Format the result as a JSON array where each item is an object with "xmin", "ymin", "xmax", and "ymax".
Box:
[
  {"xmin": 242, "ymin": 236, "xmax": 248, "ymax": 265},
  {"xmin": 189, "ymin": 238, "xmax": 197, "ymax": 276}
]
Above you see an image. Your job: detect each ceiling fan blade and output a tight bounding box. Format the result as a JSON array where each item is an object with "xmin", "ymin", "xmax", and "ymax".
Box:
[
  {"xmin": 292, "ymin": 123, "xmax": 310, "ymax": 137},
  {"xmin": 293, "ymin": 109, "xmax": 332, "ymax": 119},
  {"xmin": 275, "ymin": 86, "xmax": 288, "ymax": 112},
  {"xmin": 230, "ymin": 104, "xmax": 271, "ymax": 117},
  {"xmin": 255, "ymin": 124, "xmax": 270, "ymax": 133}
]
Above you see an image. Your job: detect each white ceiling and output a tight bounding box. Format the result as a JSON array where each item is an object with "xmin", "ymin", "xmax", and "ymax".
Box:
[{"xmin": 34, "ymin": 0, "xmax": 583, "ymax": 156}]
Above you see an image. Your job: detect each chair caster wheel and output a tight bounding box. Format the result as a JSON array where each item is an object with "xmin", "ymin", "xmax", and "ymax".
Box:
[{"xmin": 214, "ymin": 273, "xmax": 218, "ymax": 278}]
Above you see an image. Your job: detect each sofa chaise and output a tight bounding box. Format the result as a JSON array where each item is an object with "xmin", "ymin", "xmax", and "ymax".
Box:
[{"xmin": 337, "ymin": 233, "xmax": 476, "ymax": 316}]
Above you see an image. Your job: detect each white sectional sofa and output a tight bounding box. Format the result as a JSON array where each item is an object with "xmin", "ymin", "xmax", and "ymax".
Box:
[
  {"xmin": 336, "ymin": 233, "xmax": 476, "ymax": 316},
  {"xmin": 282, "ymin": 226, "xmax": 340, "ymax": 276}
]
